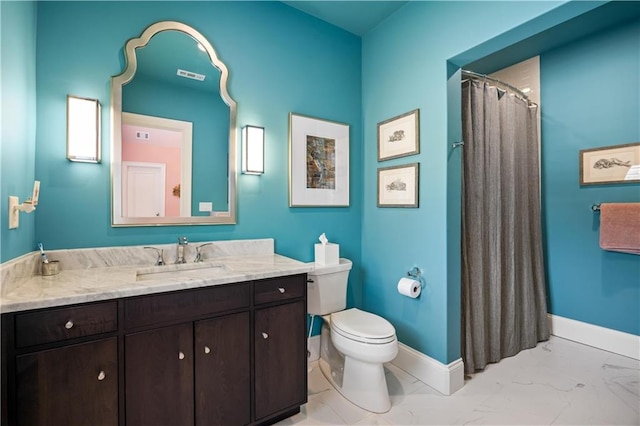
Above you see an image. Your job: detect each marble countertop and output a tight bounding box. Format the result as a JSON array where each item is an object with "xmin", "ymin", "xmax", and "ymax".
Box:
[{"xmin": 0, "ymin": 239, "xmax": 313, "ymax": 314}]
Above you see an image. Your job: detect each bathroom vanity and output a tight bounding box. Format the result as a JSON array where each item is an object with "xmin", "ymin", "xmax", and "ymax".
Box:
[{"xmin": 0, "ymin": 239, "xmax": 310, "ymax": 426}]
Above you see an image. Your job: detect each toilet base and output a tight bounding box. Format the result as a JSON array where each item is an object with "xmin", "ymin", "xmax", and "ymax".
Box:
[{"xmin": 319, "ymin": 324, "xmax": 393, "ymax": 413}]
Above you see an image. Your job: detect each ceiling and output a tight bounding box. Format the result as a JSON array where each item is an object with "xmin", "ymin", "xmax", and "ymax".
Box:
[{"xmin": 281, "ymin": 1, "xmax": 408, "ymax": 36}]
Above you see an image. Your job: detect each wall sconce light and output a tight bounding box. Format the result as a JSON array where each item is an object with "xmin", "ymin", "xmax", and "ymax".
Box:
[
  {"xmin": 8, "ymin": 181, "xmax": 40, "ymax": 229},
  {"xmin": 67, "ymin": 95, "xmax": 101, "ymax": 163},
  {"xmin": 242, "ymin": 125, "xmax": 264, "ymax": 175}
]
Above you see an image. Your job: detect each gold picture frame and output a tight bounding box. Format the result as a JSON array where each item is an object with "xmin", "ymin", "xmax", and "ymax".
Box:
[
  {"xmin": 289, "ymin": 113, "xmax": 350, "ymax": 207},
  {"xmin": 377, "ymin": 163, "xmax": 419, "ymax": 208},
  {"xmin": 377, "ymin": 109, "xmax": 419, "ymax": 161},
  {"xmin": 579, "ymin": 142, "xmax": 640, "ymax": 185}
]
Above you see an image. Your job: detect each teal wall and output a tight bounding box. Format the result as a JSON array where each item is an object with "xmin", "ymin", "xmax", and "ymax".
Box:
[
  {"xmin": 360, "ymin": 1, "xmax": 639, "ymax": 365},
  {"xmin": 2, "ymin": 0, "xmax": 638, "ymax": 366},
  {"xmin": 541, "ymin": 20, "xmax": 640, "ymax": 335},
  {"xmin": 28, "ymin": 0, "xmax": 363, "ymax": 304},
  {"xmin": 361, "ymin": 0, "xmax": 567, "ymax": 365},
  {"xmin": 1, "ymin": 1, "xmax": 37, "ymax": 261}
]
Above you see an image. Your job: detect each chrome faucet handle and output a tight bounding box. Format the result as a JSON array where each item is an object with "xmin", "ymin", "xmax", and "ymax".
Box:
[
  {"xmin": 178, "ymin": 236, "xmax": 188, "ymax": 245},
  {"xmin": 194, "ymin": 243, "xmax": 212, "ymax": 263},
  {"xmin": 144, "ymin": 247, "xmax": 165, "ymax": 266}
]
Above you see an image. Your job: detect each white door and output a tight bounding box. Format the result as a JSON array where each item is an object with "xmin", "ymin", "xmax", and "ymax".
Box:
[{"xmin": 123, "ymin": 162, "xmax": 166, "ymax": 217}]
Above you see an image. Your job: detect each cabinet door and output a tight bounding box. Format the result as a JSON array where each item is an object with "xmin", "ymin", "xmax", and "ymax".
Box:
[
  {"xmin": 15, "ymin": 338, "xmax": 117, "ymax": 426},
  {"xmin": 195, "ymin": 312, "xmax": 250, "ymax": 426},
  {"xmin": 254, "ymin": 300, "xmax": 306, "ymax": 420},
  {"xmin": 125, "ymin": 323, "xmax": 194, "ymax": 426}
]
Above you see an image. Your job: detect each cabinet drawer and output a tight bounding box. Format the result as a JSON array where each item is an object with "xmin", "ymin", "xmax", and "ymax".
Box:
[
  {"xmin": 254, "ymin": 274, "xmax": 306, "ymax": 305},
  {"xmin": 15, "ymin": 301, "xmax": 118, "ymax": 348},
  {"xmin": 124, "ymin": 282, "xmax": 251, "ymax": 329}
]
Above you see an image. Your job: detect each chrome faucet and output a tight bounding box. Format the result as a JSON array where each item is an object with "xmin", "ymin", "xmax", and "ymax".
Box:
[
  {"xmin": 144, "ymin": 247, "xmax": 165, "ymax": 266},
  {"xmin": 176, "ymin": 236, "xmax": 188, "ymax": 264},
  {"xmin": 194, "ymin": 243, "xmax": 212, "ymax": 263}
]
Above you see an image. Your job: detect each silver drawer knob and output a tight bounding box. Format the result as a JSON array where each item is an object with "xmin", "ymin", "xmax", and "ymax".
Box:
[
  {"xmin": 262, "ymin": 332, "xmax": 269, "ymax": 339},
  {"xmin": 179, "ymin": 351, "xmax": 185, "ymax": 360},
  {"xmin": 204, "ymin": 346, "xmax": 211, "ymax": 354},
  {"xmin": 97, "ymin": 371, "xmax": 106, "ymax": 381},
  {"xmin": 278, "ymin": 287, "xmax": 286, "ymax": 294},
  {"xmin": 64, "ymin": 320, "xmax": 74, "ymax": 329}
]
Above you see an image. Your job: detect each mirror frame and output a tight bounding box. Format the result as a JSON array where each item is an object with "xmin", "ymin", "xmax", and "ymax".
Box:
[{"xmin": 110, "ymin": 21, "xmax": 237, "ymax": 226}]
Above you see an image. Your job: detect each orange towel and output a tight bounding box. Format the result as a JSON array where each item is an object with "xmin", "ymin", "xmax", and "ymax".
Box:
[{"xmin": 599, "ymin": 203, "xmax": 640, "ymax": 255}]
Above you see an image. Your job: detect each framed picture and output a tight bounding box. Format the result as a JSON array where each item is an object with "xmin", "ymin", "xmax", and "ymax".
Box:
[
  {"xmin": 377, "ymin": 163, "xmax": 419, "ymax": 208},
  {"xmin": 579, "ymin": 142, "xmax": 640, "ymax": 185},
  {"xmin": 289, "ymin": 113, "xmax": 350, "ymax": 207},
  {"xmin": 377, "ymin": 109, "xmax": 419, "ymax": 161}
]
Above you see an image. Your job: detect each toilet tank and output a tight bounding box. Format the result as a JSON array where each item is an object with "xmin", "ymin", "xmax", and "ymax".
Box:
[{"xmin": 307, "ymin": 258, "xmax": 352, "ymax": 315}]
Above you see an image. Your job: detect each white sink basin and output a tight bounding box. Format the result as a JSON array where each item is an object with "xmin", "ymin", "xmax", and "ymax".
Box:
[{"xmin": 136, "ymin": 263, "xmax": 227, "ymax": 282}]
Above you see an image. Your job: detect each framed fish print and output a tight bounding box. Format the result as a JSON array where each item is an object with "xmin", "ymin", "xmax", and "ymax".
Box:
[
  {"xmin": 377, "ymin": 109, "xmax": 419, "ymax": 161},
  {"xmin": 377, "ymin": 163, "xmax": 419, "ymax": 208},
  {"xmin": 289, "ymin": 113, "xmax": 350, "ymax": 207},
  {"xmin": 579, "ymin": 142, "xmax": 640, "ymax": 185}
]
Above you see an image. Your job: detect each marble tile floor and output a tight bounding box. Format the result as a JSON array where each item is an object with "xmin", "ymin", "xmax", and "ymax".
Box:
[{"xmin": 277, "ymin": 336, "xmax": 639, "ymax": 425}]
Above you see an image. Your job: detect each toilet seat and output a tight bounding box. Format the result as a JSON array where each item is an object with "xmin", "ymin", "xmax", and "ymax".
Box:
[{"xmin": 331, "ymin": 308, "xmax": 396, "ymax": 344}]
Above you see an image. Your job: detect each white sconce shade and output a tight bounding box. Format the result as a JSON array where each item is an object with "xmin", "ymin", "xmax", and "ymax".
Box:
[
  {"xmin": 67, "ymin": 95, "xmax": 101, "ymax": 163},
  {"xmin": 242, "ymin": 125, "xmax": 264, "ymax": 175}
]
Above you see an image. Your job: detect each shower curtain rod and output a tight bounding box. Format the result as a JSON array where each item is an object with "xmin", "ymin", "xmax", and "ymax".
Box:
[{"xmin": 461, "ymin": 69, "xmax": 536, "ymax": 106}]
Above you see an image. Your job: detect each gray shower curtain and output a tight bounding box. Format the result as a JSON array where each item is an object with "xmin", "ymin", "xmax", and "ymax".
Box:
[{"xmin": 461, "ymin": 78, "xmax": 549, "ymax": 374}]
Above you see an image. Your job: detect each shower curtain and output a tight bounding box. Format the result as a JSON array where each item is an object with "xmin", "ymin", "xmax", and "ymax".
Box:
[{"xmin": 461, "ymin": 78, "xmax": 549, "ymax": 374}]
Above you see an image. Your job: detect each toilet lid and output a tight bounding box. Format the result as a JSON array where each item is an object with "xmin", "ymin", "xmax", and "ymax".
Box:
[{"xmin": 331, "ymin": 308, "xmax": 396, "ymax": 344}]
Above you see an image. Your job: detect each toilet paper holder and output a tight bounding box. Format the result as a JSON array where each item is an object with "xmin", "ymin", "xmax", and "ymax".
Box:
[{"xmin": 407, "ymin": 267, "xmax": 421, "ymax": 279}]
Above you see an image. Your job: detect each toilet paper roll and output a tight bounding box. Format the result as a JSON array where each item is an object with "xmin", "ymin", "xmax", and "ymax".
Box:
[{"xmin": 397, "ymin": 277, "xmax": 421, "ymax": 298}]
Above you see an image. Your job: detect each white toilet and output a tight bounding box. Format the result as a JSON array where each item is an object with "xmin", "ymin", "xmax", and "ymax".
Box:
[{"xmin": 307, "ymin": 259, "xmax": 398, "ymax": 413}]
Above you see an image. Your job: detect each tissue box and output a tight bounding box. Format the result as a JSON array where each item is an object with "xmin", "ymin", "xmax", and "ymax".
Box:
[{"xmin": 315, "ymin": 243, "xmax": 339, "ymax": 266}]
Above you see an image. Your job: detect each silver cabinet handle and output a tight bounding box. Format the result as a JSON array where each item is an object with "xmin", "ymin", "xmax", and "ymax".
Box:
[
  {"xmin": 278, "ymin": 287, "xmax": 286, "ymax": 294},
  {"xmin": 97, "ymin": 371, "xmax": 106, "ymax": 381},
  {"xmin": 179, "ymin": 351, "xmax": 185, "ymax": 360},
  {"xmin": 262, "ymin": 332, "xmax": 268, "ymax": 339},
  {"xmin": 204, "ymin": 346, "xmax": 211, "ymax": 354},
  {"xmin": 65, "ymin": 320, "xmax": 74, "ymax": 329}
]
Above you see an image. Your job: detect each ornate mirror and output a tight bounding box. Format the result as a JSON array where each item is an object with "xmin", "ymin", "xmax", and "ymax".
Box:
[{"xmin": 111, "ymin": 21, "xmax": 236, "ymax": 226}]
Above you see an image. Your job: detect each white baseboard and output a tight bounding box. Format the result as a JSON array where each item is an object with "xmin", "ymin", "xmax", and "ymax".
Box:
[
  {"xmin": 391, "ymin": 342, "xmax": 464, "ymax": 396},
  {"xmin": 311, "ymin": 315, "xmax": 639, "ymax": 396},
  {"xmin": 307, "ymin": 335, "xmax": 320, "ymax": 362},
  {"xmin": 548, "ymin": 314, "xmax": 639, "ymax": 360}
]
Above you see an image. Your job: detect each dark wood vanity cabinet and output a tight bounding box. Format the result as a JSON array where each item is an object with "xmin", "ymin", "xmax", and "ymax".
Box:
[
  {"xmin": 254, "ymin": 301, "xmax": 306, "ymax": 421},
  {"xmin": 2, "ymin": 301, "xmax": 119, "ymax": 426},
  {"xmin": 123, "ymin": 283, "xmax": 252, "ymax": 425},
  {"xmin": 125, "ymin": 313, "xmax": 251, "ymax": 426},
  {"xmin": 1, "ymin": 274, "xmax": 307, "ymax": 426},
  {"xmin": 125, "ymin": 323, "xmax": 196, "ymax": 426},
  {"xmin": 16, "ymin": 338, "xmax": 118, "ymax": 426},
  {"xmin": 195, "ymin": 312, "xmax": 251, "ymax": 426}
]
